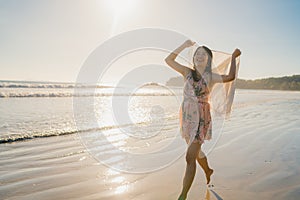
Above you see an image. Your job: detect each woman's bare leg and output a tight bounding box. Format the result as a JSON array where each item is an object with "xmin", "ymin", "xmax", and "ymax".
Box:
[
  {"xmin": 178, "ymin": 142, "xmax": 201, "ymax": 200},
  {"xmin": 184, "ymin": 138, "xmax": 213, "ymax": 184},
  {"xmin": 196, "ymin": 152, "xmax": 213, "ymax": 184}
]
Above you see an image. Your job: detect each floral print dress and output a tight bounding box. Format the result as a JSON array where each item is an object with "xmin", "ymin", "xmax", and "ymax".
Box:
[{"xmin": 179, "ymin": 70, "xmax": 212, "ymax": 145}]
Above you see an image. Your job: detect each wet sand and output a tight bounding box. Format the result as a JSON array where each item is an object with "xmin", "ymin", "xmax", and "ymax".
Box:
[{"xmin": 1, "ymin": 91, "xmax": 300, "ymax": 199}]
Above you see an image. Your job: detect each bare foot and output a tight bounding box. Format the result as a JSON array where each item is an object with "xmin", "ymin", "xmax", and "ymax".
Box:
[{"xmin": 206, "ymin": 169, "xmax": 214, "ymax": 184}]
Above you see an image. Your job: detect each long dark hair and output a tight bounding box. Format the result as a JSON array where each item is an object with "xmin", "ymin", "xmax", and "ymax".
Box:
[{"xmin": 192, "ymin": 46, "xmax": 213, "ymax": 83}]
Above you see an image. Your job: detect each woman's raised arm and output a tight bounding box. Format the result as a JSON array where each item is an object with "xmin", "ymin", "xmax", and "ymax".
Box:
[
  {"xmin": 164, "ymin": 40, "xmax": 195, "ymax": 77},
  {"xmin": 212, "ymin": 48, "xmax": 241, "ymax": 83}
]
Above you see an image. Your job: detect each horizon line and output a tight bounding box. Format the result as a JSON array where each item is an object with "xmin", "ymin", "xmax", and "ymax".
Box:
[{"xmin": 0, "ymin": 73, "xmax": 299, "ymax": 84}]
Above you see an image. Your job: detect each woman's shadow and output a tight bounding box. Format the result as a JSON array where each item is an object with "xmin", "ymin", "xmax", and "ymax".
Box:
[{"xmin": 205, "ymin": 188, "xmax": 223, "ymax": 200}]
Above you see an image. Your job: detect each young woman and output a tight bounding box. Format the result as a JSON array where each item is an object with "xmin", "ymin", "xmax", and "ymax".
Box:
[{"xmin": 165, "ymin": 40, "xmax": 241, "ymax": 200}]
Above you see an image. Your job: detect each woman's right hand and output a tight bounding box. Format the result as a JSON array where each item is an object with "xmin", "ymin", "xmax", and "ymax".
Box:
[
  {"xmin": 183, "ymin": 40, "xmax": 196, "ymax": 48},
  {"xmin": 232, "ymin": 48, "xmax": 241, "ymax": 58}
]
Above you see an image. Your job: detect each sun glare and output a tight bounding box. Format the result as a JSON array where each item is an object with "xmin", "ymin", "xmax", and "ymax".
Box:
[
  {"xmin": 106, "ymin": 0, "xmax": 137, "ymax": 16},
  {"xmin": 102, "ymin": 0, "xmax": 138, "ymax": 35}
]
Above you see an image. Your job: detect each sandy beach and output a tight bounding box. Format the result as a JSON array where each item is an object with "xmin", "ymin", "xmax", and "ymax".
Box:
[{"xmin": 1, "ymin": 89, "xmax": 300, "ymax": 200}]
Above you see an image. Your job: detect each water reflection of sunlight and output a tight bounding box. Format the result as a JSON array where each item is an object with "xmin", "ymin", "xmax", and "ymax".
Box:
[
  {"xmin": 106, "ymin": 168, "xmax": 120, "ymax": 176},
  {"xmin": 104, "ymin": 132, "xmax": 129, "ymax": 150},
  {"xmin": 115, "ymin": 184, "xmax": 129, "ymax": 194},
  {"xmin": 111, "ymin": 176, "xmax": 125, "ymax": 183},
  {"xmin": 112, "ymin": 140, "xmax": 126, "ymax": 147},
  {"xmin": 105, "ymin": 133, "xmax": 129, "ymax": 143},
  {"xmin": 105, "ymin": 168, "xmax": 129, "ymax": 194}
]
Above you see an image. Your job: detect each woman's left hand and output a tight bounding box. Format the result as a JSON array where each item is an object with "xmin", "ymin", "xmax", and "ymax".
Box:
[{"xmin": 232, "ymin": 48, "xmax": 241, "ymax": 58}]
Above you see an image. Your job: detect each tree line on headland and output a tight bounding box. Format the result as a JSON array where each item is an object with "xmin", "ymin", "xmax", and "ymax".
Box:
[{"xmin": 166, "ymin": 74, "xmax": 300, "ymax": 91}]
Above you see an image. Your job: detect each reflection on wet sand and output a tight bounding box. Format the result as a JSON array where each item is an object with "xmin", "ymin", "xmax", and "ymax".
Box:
[{"xmin": 209, "ymin": 189, "xmax": 223, "ymax": 200}]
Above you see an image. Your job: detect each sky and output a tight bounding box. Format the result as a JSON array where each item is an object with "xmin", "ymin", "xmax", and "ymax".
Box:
[{"xmin": 0, "ymin": 0, "xmax": 300, "ymax": 84}]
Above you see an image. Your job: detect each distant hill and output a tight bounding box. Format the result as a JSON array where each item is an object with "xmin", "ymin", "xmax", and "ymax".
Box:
[{"xmin": 166, "ymin": 75, "xmax": 300, "ymax": 91}]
